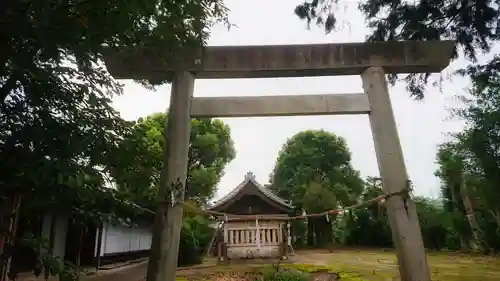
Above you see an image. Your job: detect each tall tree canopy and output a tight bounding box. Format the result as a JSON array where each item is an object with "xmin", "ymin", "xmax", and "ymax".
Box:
[
  {"xmin": 292, "ymin": 0, "xmax": 500, "ymax": 253},
  {"xmin": 0, "ymin": 0, "xmax": 231, "ymax": 219},
  {"xmin": 1, "ymin": 0, "xmax": 229, "ymax": 204},
  {"xmin": 432, "ymin": 54, "xmax": 500, "ymax": 251},
  {"xmin": 294, "ymin": 0, "xmax": 500, "ymax": 98},
  {"xmin": 435, "ymin": 141, "xmax": 479, "ymax": 250},
  {"xmin": 270, "ymin": 130, "xmax": 364, "ymax": 208},
  {"xmin": 269, "ymin": 130, "xmax": 364, "ymax": 246},
  {"xmin": 1, "ymin": 1, "xmax": 228, "ymax": 277},
  {"xmin": 110, "ymin": 113, "xmax": 236, "ymax": 208}
]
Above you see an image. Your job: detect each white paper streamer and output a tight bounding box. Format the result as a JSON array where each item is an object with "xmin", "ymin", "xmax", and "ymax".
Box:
[
  {"xmin": 255, "ymin": 217, "xmax": 261, "ymax": 248},
  {"xmin": 287, "ymin": 222, "xmax": 292, "ymax": 246}
]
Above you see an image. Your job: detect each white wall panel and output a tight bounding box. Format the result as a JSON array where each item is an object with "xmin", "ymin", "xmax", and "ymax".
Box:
[{"xmin": 100, "ymin": 222, "xmax": 152, "ymax": 256}]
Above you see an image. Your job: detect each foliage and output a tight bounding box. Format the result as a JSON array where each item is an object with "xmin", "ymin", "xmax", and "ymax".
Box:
[
  {"xmin": 108, "ymin": 112, "xmax": 234, "ymax": 270},
  {"xmin": 178, "ymin": 214, "xmax": 214, "ymax": 267},
  {"xmin": 302, "ymin": 182, "xmax": 338, "ymax": 214},
  {"xmin": 341, "ymin": 178, "xmax": 391, "ymax": 247},
  {"xmin": 270, "ymin": 130, "xmax": 364, "ymax": 209},
  {"xmin": 263, "ymin": 264, "xmax": 366, "ymax": 281},
  {"xmin": 339, "ymin": 191, "xmax": 464, "ymax": 250},
  {"xmin": 327, "ymin": 58, "xmax": 500, "ymax": 253},
  {"xmin": 109, "ymin": 112, "xmax": 236, "ymax": 207},
  {"xmin": 291, "ymin": 1, "xmax": 500, "ymax": 251},
  {"xmin": 457, "ymin": 67, "xmax": 500, "ymax": 227},
  {"xmin": 1, "ymin": 0, "xmax": 230, "ymax": 211},
  {"xmin": 432, "ymin": 62, "xmax": 500, "ymax": 252},
  {"xmin": 1, "ymin": 0, "xmax": 229, "ymax": 279},
  {"xmin": 4, "ymin": 234, "xmax": 78, "ymax": 281},
  {"xmin": 270, "ymin": 130, "xmax": 364, "ymax": 247},
  {"xmin": 281, "ymin": 171, "xmax": 472, "ymax": 251},
  {"xmin": 414, "ymin": 197, "xmax": 452, "ymax": 250},
  {"xmin": 260, "ymin": 270, "xmax": 308, "ymax": 281},
  {"xmin": 332, "ymin": 66, "xmax": 500, "ymax": 252},
  {"xmin": 294, "ymin": 0, "xmax": 500, "ymax": 99}
]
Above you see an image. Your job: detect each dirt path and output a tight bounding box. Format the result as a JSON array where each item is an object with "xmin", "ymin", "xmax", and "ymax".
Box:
[
  {"xmin": 15, "ymin": 262, "xmax": 149, "ymax": 281},
  {"xmin": 86, "ymin": 262, "xmax": 148, "ymax": 281},
  {"xmin": 84, "ymin": 251, "xmax": 333, "ymax": 281},
  {"xmin": 75, "ymin": 251, "xmax": 328, "ymax": 281}
]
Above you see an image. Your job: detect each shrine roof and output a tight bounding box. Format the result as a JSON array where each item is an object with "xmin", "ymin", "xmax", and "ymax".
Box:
[{"xmin": 207, "ymin": 172, "xmax": 293, "ymax": 211}]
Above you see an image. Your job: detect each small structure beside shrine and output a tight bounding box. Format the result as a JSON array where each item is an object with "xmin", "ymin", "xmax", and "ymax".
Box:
[{"xmin": 207, "ymin": 172, "xmax": 293, "ymax": 261}]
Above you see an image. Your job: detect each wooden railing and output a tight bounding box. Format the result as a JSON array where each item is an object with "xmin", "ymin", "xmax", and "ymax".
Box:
[{"xmin": 226, "ymin": 227, "xmax": 280, "ymax": 246}]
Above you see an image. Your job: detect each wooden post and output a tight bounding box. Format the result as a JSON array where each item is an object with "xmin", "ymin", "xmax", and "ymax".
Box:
[
  {"xmin": 282, "ymin": 224, "xmax": 288, "ymax": 258},
  {"xmin": 0, "ymin": 195, "xmax": 21, "ymax": 280},
  {"xmin": 146, "ymin": 71, "xmax": 194, "ymax": 281},
  {"xmin": 94, "ymin": 223, "xmax": 103, "ymax": 272},
  {"xmin": 45, "ymin": 214, "xmax": 56, "ymax": 280},
  {"xmin": 222, "ymin": 243, "xmax": 228, "ymax": 263},
  {"xmin": 217, "ymin": 242, "xmax": 222, "ymax": 264},
  {"xmin": 0, "ymin": 196, "xmax": 21, "ymax": 281},
  {"xmin": 75, "ymin": 226, "xmax": 84, "ymax": 281},
  {"xmin": 361, "ymin": 66, "xmax": 430, "ymax": 281}
]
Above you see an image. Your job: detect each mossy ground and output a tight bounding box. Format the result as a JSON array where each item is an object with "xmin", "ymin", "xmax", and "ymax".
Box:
[{"xmin": 175, "ymin": 249, "xmax": 500, "ymax": 281}]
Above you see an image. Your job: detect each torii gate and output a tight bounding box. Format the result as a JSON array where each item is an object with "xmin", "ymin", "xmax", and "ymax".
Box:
[{"xmin": 103, "ymin": 40, "xmax": 454, "ymax": 281}]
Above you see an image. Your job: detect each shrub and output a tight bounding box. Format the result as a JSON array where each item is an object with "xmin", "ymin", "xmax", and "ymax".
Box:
[
  {"xmin": 177, "ymin": 214, "xmax": 214, "ymax": 266},
  {"xmin": 259, "ymin": 269, "xmax": 308, "ymax": 281}
]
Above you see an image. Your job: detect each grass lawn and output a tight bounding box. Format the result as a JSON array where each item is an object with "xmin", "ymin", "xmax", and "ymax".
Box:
[
  {"xmin": 323, "ymin": 249, "xmax": 500, "ymax": 280},
  {"xmin": 176, "ymin": 249, "xmax": 500, "ymax": 281}
]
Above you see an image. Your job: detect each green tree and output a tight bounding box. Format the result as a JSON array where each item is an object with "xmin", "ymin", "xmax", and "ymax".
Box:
[
  {"xmin": 294, "ymin": 0, "xmax": 500, "ymax": 99},
  {"xmin": 110, "ymin": 112, "xmax": 236, "ymax": 207},
  {"xmin": 433, "ymin": 64, "xmax": 500, "ymax": 252},
  {"xmin": 1, "ymin": 1, "xmax": 228, "ymax": 278},
  {"xmin": 294, "ymin": 0, "xmax": 500, "ymax": 252},
  {"xmin": 178, "ymin": 213, "xmax": 214, "ymax": 267},
  {"xmin": 414, "ymin": 197, "xmax": 453, "ymax": 250},
  {"xmin": 340, "ymin": 177, "xmax": 454, "ymax": 250},
  {"xmin": 343, "ymin": 177, "xmax": 392, "ymax": 247},
  {"xmin": 269, "ymin": 130, "xmax": 364, "ymax": 247},
  {"xmin": 435, "ymin": 141, "xmax": 480, "ymax": 250},
  {"xmin": 458, "ymin": 67, "xmax": 500, "ymax": 231},
  {"xmin": 302, "ymin": 181, "xmax": 338, "ymax": 247}
]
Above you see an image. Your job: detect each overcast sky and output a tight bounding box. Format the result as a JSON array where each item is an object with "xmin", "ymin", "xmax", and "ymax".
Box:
[{"xmin": 112, "ymin": 0, "xmax": 470, "ymax": 200}]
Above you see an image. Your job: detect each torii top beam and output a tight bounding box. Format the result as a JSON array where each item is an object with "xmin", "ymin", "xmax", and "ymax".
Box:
[{"xmin": 103, "ymin": 41, "xmax": 454, "ymax": 80}]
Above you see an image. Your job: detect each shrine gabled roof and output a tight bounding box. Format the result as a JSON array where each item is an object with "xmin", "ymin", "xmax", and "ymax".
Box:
[{"xmin": 207, "ymin": 172, "xmax": 293, "ymax": 211}]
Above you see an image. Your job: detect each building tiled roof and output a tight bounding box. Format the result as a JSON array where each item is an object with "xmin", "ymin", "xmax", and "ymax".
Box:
[{"xmin": 208, "ymin": 171, "xmax": 293, "ymax": 210}]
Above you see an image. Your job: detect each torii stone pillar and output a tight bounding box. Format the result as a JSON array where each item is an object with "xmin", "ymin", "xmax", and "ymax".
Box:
[
  {"xmin": 362, "ymin": 66, "xmax": 429, "ymax": 280},
  {"xmin": 146, "ymin": 71, "xmax": 194, "ymax": 281},
  {"xmin": 103, "ymin": 40, "xmax": 454, "ymax": 281}
]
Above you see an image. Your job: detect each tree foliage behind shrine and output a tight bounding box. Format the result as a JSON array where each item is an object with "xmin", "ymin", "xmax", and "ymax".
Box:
[
  {"xmin": 290, "ymin": 0, "xmax": 500, "ymax": 252},
  {"xmin": 0, "ymin": 0, "xmax": 229, "ymax": 279},
  {"xmin": 294, "ymin": 0, "xmax": 500, "ymax": 99}
]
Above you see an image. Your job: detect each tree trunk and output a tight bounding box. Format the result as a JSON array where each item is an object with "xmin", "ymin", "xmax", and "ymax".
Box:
[
  {"xmin": 315, "ymin": 218, "xmax": 323, "ymax": 247},
  {"xmin": 307, "ymin": 221, "xmax": 314, "ymax": 247},
  {"xmin": 459, "ymin": 174, "xmax": 483, "ymax": 251},
  {"xmin": 314, "ymin": 217, "xmax": 330, "ymax": 248},
  {"xmin": 489, "ymin": 210, "xmax": 500, "ymax": 229},
  {"xmin": 459, "ymin": 235, "xmax": 469, "ymax": 251},
  {"xmin": 0, "ymin": 195, "xmax": 21, "ymax": 281},
  {"xmin": 45, "ymin": 213, "xmax": 56, "ymax": 280},
  {"xmin": 94, "ymin": 223, "xmax": 103, "ymax": 272},
  {"xmin": 325, "ymin": 217, "xmax": 334, "ymax": 252},
  {"xmin": 75, "ymin": 226, "xmax": 84, "ymax": 281}
]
